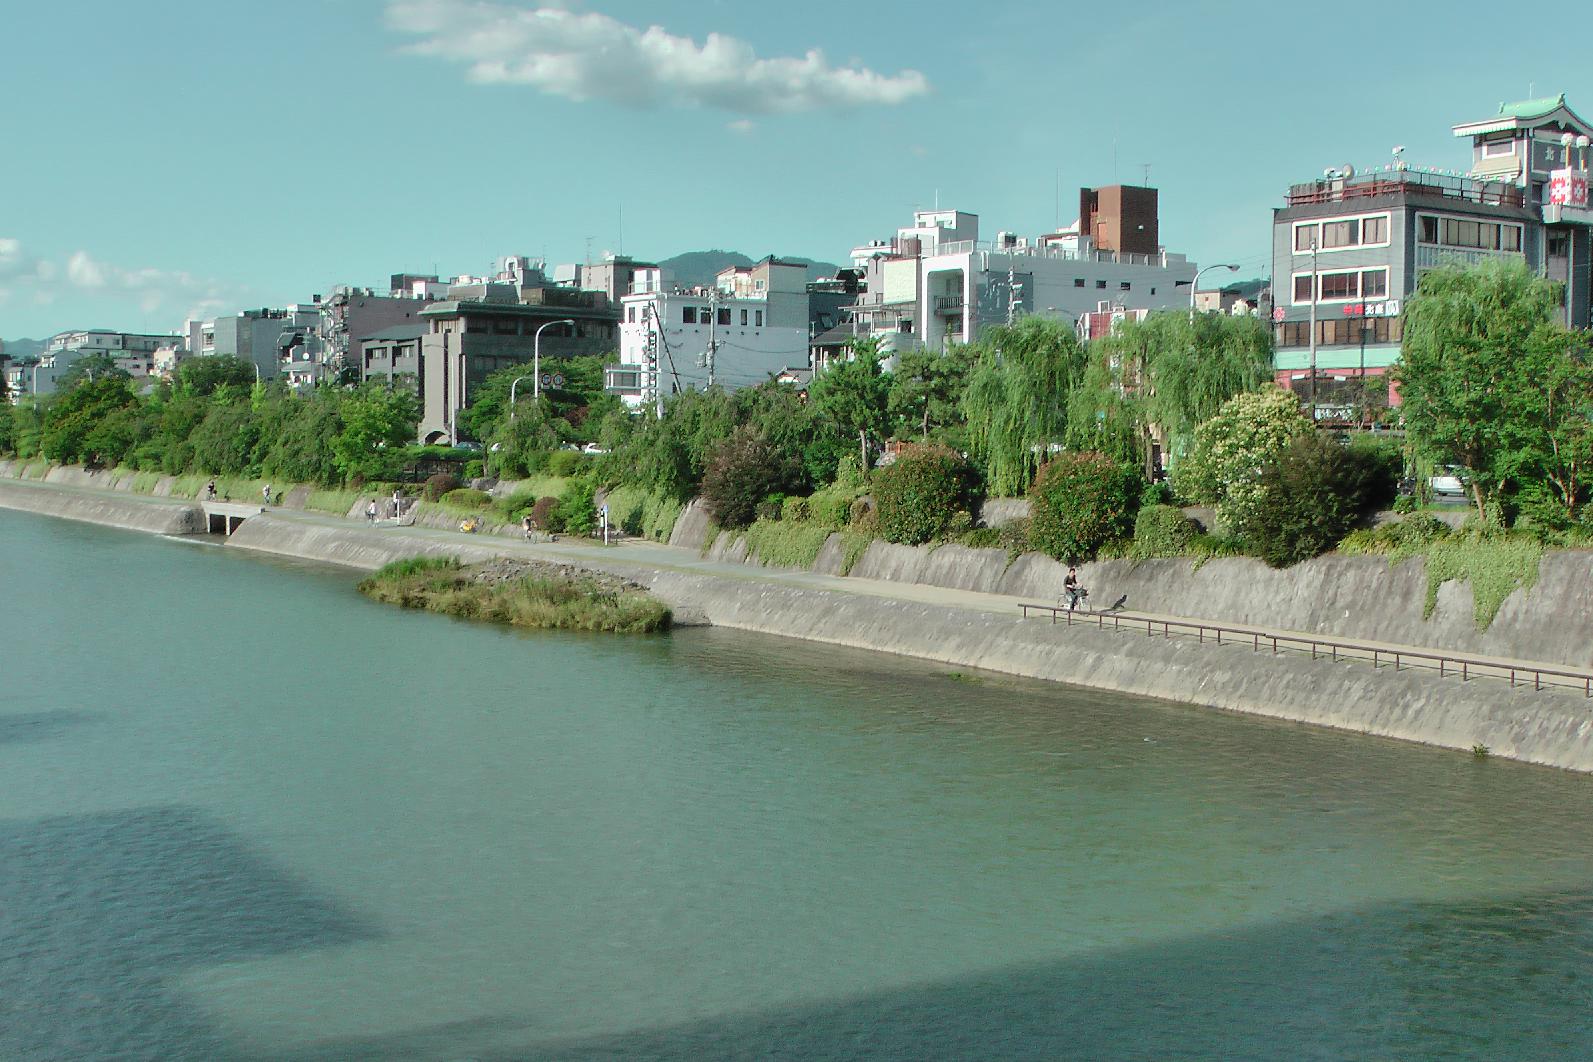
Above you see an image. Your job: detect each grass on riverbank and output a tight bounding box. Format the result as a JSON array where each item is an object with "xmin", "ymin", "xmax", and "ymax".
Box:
[{"xmin": 358, "ymin": 556, "xmax": 671, "ymax": 634}]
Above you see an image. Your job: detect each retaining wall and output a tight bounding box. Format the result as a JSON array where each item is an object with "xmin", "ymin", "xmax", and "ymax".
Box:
[{"xmin": 0, "ymin": 478, "xmax": 205, "ymax": 536}]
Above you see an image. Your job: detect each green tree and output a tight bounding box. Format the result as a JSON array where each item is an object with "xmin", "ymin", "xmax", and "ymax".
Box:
[
  {"xmin": 808, "ymin": 339, "xmax": 890, "ymax": 471},
  {"xmin": 887, "ymin": 345, "xmax": 974, "ymax": 442},
  {"xmin": 53, "ymin": 353, "xmax": 130, "ymax": 392},
  {"xmin": 963, "ymin": 317, "xmax": 1088, "ymax": 496},
  {"xmin": 1066, "ymin": 311, "xmax": 1272, "ymax": 478},
  {"xmin": 176, "ymin": 355, "xmax": 256, "ymax": 397},
  {"xmin": 699, "ymin": 426, "xmax": 802, "ymax": 530},
  {"xmin": 1396, "ymin": 260, "xmax": 1563, "ymax": 522},
  {"xmin": 332, "ymin": 385, "xmax": 420, "ymax": 482},
  {"xmin": 39, "ymin": 375, "xmax": 141, "ymax": 465},
  {"xmin": 1171, "ymin": 386, "xmax": 1310, "ymax": 537}
]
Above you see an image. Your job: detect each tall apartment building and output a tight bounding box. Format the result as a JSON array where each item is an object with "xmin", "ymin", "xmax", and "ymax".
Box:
[
  {"xmin": 842, "ymin": 190, "xmax": 1198, "ymax": 356},
  {"xmin": 1271, "ymin": 94, "xmax": 1592, "ymax": 414},
  {"xmin": 605, "ymin": 258, "xmax": 811, "ymax": 409}
]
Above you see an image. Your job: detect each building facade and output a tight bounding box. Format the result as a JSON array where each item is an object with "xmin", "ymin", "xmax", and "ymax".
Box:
[
  {"xmin": 606, "ymin": 258, "xmax": 811, "ymax": 409},
  {"xmin": 418, "ymin": 291, "xmax": 618, "ymax": 444},
  {"xmin": 1270, "ymin": 94, "xmax": 1592, "ymax": 417},
  {"xmin": 840, "ymin": 192, "xmax": 1198, "ymax": 357},
  {"xmin": 4, "ymin": 330, "xmax": 179, "ymax": 396}
]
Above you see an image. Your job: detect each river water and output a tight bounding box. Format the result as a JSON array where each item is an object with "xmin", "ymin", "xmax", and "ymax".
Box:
[{"xmin": 3, "ymin": 508, "xmax": 1592, "ymax": 1060}]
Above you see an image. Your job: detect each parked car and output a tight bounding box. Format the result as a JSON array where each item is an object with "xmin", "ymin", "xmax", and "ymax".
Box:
[
  {"xmin": 581, "ymin": 443, "xmax": 609, "ymax": 456},
  {"xmin": 1428, "ymin": 466, "xmax": 1466, "ymax": 497}
]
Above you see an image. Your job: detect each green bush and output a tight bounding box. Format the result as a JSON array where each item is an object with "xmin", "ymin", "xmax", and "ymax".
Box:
[
  {"xmin": 1245, "ymin": 433, "xmax": 1396, "ymax": 568},
  {"xmin": 1027, "ymin": 450, "xmax": 1144, "ymax": 562},
  {"xmin": 781, "ymin": 495, "xmax": 811, "ymax": 522},
  {"xmin": 423, "ymin": 473, "xmax": 460, "ymax": 501},
  {"xmin": 755, "ymin": 495, "xmax": 786, "ymax": 523},
  {"xmin": 440, "ymin": 487, "xmax": 492, "ymax": 509},
  {"xmin": 602, "ymin": 484, "xmax": 683, "ymax": 542},
  {"xmin": 530, "ymin": 495, "xmax": 563, "ymax": 532},
  {"xmin": 1129, "ymin": 504, "xmax": 1199, "ymax": 559},
  {"xmin": 546, "ymin": 450, "xmax": 584, "ymax": 477},
  {"xmin": 742, "ymin": 518, "xmax": 835, "ymax": 570},
  {"xmin": 699, "ymin": 426, "xmax": 801, "ymax": 531},
  {"xmin": 871, "ymin": 444, "xmax": 979, "ymax": 545},
  {"xmin": 560, "ymin": 478, "xmax": 598, "ymax": 535}
]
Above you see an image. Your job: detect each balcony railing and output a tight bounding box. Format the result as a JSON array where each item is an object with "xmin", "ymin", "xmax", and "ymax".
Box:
[
  {"xmin": 1287, "ymin": 169, "xmax": 1525, "ymax": 209},
  {"xmin": 933, "ymin": 294, "xmax": 965, "ymax": 313},
  {"xmin": 1414, "ymin": 245, "xmax": 1525, "ymax": 270}
]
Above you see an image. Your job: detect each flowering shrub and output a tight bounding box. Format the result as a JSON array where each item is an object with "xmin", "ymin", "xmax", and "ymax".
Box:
[{"xmin": 1170, "ymin": 386, "xmax": 1310, "ymax": 537}]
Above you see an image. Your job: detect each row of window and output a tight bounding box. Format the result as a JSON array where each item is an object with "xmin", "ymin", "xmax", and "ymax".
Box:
[
  {"xmin": 1276, "ymin": 318, "xmax": 1403, "ymax": 347},
  {"xmin": 1294, "ymin": 214, "xmax": 1390, "ymax": 253},
  {"xmin": 1292, "ymin": 268, "xmax": 1389, "ymax": 304},
  {"xmin": 1071, "ymin": 279, "xmax": 1155, "ymax": 293},
  {"xmin": 1418, "ymin": 215, "xmax": 1522, "ymax": 252}
]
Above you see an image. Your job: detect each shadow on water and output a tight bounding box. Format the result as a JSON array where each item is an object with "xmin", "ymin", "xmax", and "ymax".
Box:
[
  {"xmin": 254, "ymin": 888, "xmax": 1593, "ymax": 1062},
  {"xmin": 0, "ymin": 806, "xmax": 377, "ymax": 1061},
  {"xmin": 0, "ymin": 710, "xmax": 92, "ymax": 746}
]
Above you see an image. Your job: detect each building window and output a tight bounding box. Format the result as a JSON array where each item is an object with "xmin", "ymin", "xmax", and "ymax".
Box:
[
  {"xmin": 717, "ymin": 308, "xmax": 731, "ymax": 326},
  {"xmin": 682, "ymin": 307, "xmax": 697, "ymax": 324},
  {"xmin": 1294, "ymin": 223, "xmax": 1318, "ymax": 252},
  {"xmin": 1549, "ymin": 233, "xmax": 1570, "ymax": 257},
  {"xmin": 1119, "ymin": 281, "xmax": 1131, "ymax": 291},
  {"xmin": 1417, "ymin": 214, "xmax": 1523, "ymax": 254},
  {"xmin": 1483, "ymin": 138, "xmax": 1516, "ymax": 157},
  {"xmin": 1361, "ymin": 216, "xmax": 1388, "ymax": 245},
  {"xmin": 626, "ymin": 306, "xmax": 636, "ymax": 323},
  {"xmin": 1321, "ymin": 220, "xmax": 1358, "ymax": 249},
  {"xmin": 755, "ymin": 310, "xmax": 764, "ymax": 326},
  {"xmin": 1319, "ymin": 271, "xmax": 1356, "ymax": 300},
  {"xmin": 1095, "ymin": 280, "xmax": 1107, "ymax": 289},
  {"xmin": 1293, "ymin": 275, "xmax": 1314, "ymax": 303},
  {"xmin": 1074, "ymin": 278, "xmax": 1085, "ymax": 287},
  {"xmin": 1361, "ymin": 269, "xmax": 1388, "ymax": 299},
  {"xmin": 740, "ymin": 309, "xmax": 748, "ymax": 326},
  {"xmin": 1502, "ymin": 226, "xmax": 1522, "ymax": 252}
]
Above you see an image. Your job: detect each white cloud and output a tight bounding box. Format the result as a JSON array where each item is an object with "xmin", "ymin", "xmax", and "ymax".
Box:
[
  {"xmin": 726, "ymin": 118, "xmax": 756, "ymax": 135},
  {"xmin": 0, "ymin": 239, "xmax": 233, "ymax": 329},
  {"xmin": 386, "ymin": 0, "xmax": 930, "ymax": 114}
]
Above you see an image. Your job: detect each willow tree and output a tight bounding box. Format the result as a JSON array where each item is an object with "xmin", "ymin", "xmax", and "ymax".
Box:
[
  {"xmin": 1067, "ymin": 312, "xmax": 1272, "ymax": 479},
  {"xmin": 1397, "ymin": 260, "xmax": 1563, "ymax": 522},
  {"xmin": 961, "ymin": 317, "xmax": 1087, "ymax": 496}
]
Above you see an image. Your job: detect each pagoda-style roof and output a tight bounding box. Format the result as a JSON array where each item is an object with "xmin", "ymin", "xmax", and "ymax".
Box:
[{"xmin": 1453, "ymin": 94, "xmax": 1593, "ymax": 139}]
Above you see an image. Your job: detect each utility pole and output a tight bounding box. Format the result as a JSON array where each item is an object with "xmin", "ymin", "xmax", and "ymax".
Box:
[
  {"xmin": 1307, "ymin": 238, "xmax": 1319, "ymax": 419},
  {"xmin": 1007, "ymin": 256, "xmax": 1019, "ymax": 327},
  {"xmin": 647, "ymin": 304, "xmax": 663, "ymax": 418},
  {"xmin": 706, "ymin": 287, "xmax": 719, "ymax": 389}
]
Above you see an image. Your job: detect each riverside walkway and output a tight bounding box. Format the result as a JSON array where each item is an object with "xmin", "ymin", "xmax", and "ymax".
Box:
[
  {"xmin": 3, "ymin": 473, "xmax": 1588, "ymax": 703},
  {"xmin": 257, "ymin": 502, "xmax": 1593, "ymax": 700}
]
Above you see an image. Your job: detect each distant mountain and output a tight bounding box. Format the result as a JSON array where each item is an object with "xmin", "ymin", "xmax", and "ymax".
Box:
[
  {"xmin": 0, "ymin": 337, "xmax": 47, "ymax": 360},
  {"xmin": 658, "ymin": 250, "xmax": 842, "ymax": 290}
]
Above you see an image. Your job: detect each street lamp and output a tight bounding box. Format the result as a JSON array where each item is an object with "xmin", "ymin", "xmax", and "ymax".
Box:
[
  {"xmin": 1189, "ymin": 263, "xmax": 1241, "ymax": 319},
  {"xmin": 533, "ymin": 318, "xmax": 577, "ymax": 400},
  {"xmin": 507, "ymin": 373, "xmax": 535, "ymax": 421}
]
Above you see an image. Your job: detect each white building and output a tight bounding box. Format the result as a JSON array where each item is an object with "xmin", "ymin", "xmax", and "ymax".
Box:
[
  {"xmin": 607, "ymin": 257, "xmax": 811, "ymax": 409},
  {"xmin": 5, "ymin": 330, "xmax": 180, "ymax": 396},
  {"xmin": 842, "ymin": 188, "xmax": 1200, "ymax": 354}
]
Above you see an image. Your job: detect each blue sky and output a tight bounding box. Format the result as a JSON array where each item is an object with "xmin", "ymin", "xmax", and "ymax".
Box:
[{"xmin": 3, "ymin": 0, "xmax": 1590, "ymax": 340}]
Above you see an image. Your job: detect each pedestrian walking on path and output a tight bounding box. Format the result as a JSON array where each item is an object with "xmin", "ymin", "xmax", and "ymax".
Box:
[
  {"xmin": 366, "ymin": 500, "xmax": 378, "ymax": 524},
  {"xmin": 262, "ymin": 483, "xmax": 272, "ymax": 507}
]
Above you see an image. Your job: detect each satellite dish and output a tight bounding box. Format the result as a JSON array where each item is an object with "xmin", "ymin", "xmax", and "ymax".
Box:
[{"xmin": 1341, "ymin": 164, "xmax": 1355, "ymax": 179}]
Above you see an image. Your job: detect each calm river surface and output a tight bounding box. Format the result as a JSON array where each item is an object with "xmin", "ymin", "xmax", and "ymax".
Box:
[{"xmin": 3, "ymin": 508, "xmax": 1593, "ymax": 1060}]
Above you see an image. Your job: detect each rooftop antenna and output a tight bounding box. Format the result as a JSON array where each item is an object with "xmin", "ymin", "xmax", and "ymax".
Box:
[
  {"xmin": 618, "ymin": 203, "xmax": 624, "ymax": 256},
  {"xmin": 1141, "ymin": 162, "xmax": 1152, "ymax": 186},
  {"xmin": 934, "ymin": 188, "xmax": 940, "ymax": 210}
]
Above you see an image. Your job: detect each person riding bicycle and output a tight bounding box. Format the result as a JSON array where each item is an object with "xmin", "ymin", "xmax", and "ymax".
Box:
[{"xmin": 1063, "ymin": 566, "xmax": 1088, "ymax": 611}]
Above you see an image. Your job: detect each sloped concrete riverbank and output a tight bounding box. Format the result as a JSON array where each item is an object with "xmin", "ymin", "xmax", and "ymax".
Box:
[{"xmin": 4, "ymin": 475, "xmax": 1592, "ymax": 773}]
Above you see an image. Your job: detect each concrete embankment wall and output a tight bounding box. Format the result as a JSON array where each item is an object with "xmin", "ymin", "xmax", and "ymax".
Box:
[
  {"xmin": 708, "ymin": 528, "xmax": 1593, "ymax": 670},
  {"xmin": 4, "ymin": 480, "xmax": 1592, "ymax": 771},
  {"xmin": 0, "ymin": 477, "xmax": 205, "ymax": 536},
  {"xmin": 640, "ymin": 569, "xmax": 1593, "ymax": 775}
]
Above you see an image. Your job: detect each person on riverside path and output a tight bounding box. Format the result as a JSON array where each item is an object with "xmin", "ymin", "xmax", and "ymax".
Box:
[
  {"xmin": 205, "ymin": 479, "xmax": 216, "ymax": 500},
  {"xmin": 522, "ymin": 514, "xmax": 534, "ymax": 540},
  {"xmin": 262, "ymin": 483, "xmax": 272, "ymax": 507},
  {"xmin": 366, "ymin": 500, "xmax": 378, "ymax": 524},
  {"xmin": 1063, "ymin": 566, "xmax": 1087, "ymax": 611}
]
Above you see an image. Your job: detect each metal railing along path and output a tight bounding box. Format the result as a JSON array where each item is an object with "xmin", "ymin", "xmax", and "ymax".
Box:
[{"xmin": 1018, "ymin": 603, "xmax": 1593, "ymax": 698}]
